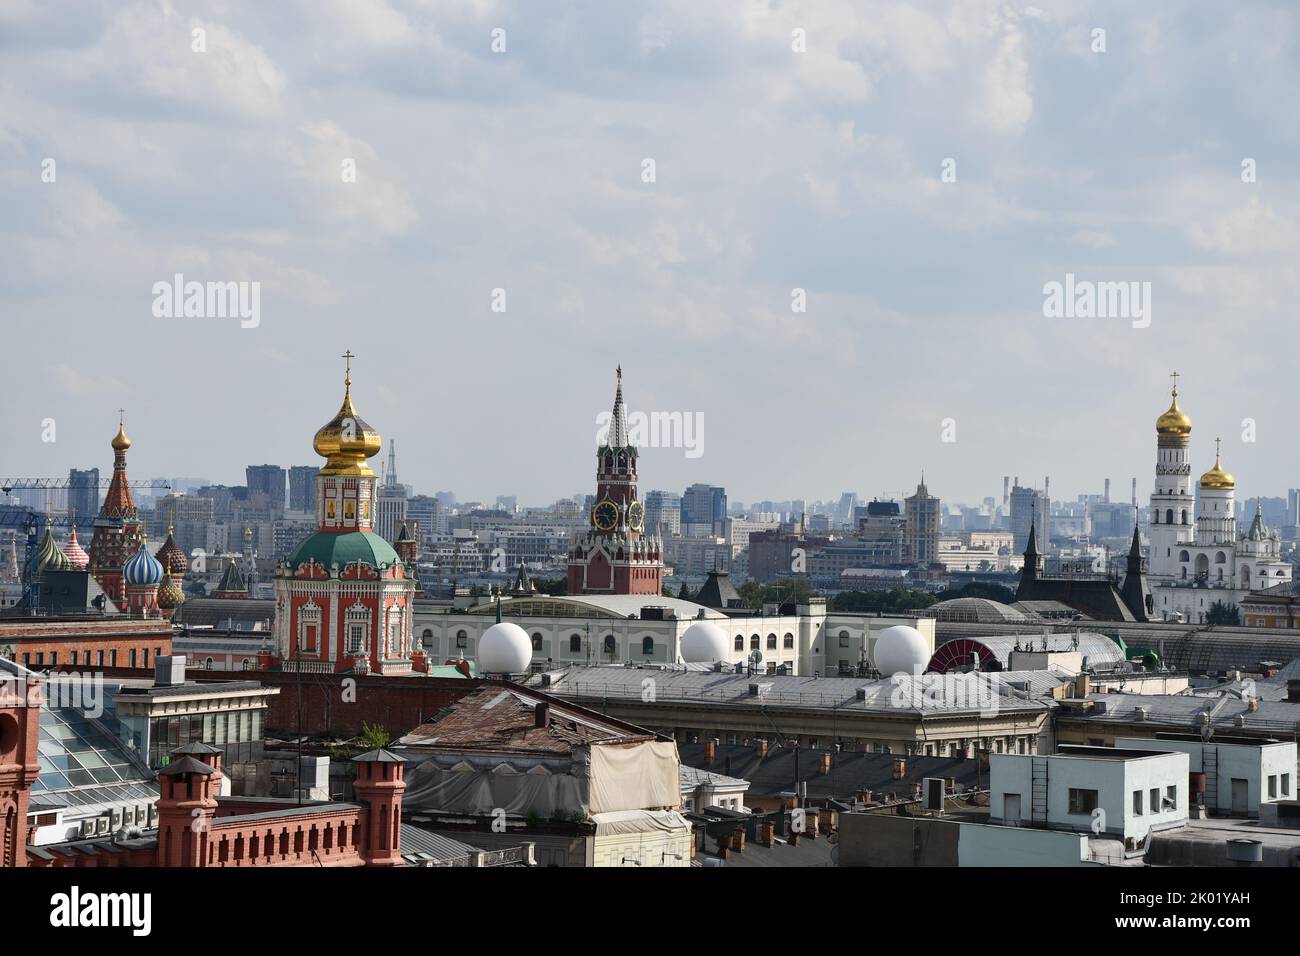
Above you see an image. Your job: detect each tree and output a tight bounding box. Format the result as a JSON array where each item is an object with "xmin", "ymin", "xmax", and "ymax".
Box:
[
  {"xmin": 828, "ymin": 589, "xmax": 936, "ymax": 613},
  {"xmin": 676, "ymin": 581, "xmax": 694, "ymax": 600},
  {"xmin": 1206, "ymin": 601, "xmax": 1240, "ymax": 626},
  {"xmin": 359, "ymin": 722, "xmax": 391, "ymax": 749},
  {"xmin": 536, "ymin": 577, "xmax": 567, "ymax": 596}
]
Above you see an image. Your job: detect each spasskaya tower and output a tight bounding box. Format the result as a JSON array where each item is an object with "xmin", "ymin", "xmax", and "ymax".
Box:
[{"xmin": 566, "ymin": 368, "xmax": 664, "ymax": 595}]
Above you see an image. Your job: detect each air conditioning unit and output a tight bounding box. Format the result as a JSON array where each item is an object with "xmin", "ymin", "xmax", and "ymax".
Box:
[
  {"xmin": 95, "ymin": 815, "xmax": 111, "ymax": 835},
  {"xmin": 80, "ymin": 819, "xmax": 97, "ymax": 837}
]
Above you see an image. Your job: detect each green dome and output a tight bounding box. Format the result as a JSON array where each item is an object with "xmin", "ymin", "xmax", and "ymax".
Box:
[{"xmin": 287, "ymin": 531, "xmax": 400, "ymax": 572}]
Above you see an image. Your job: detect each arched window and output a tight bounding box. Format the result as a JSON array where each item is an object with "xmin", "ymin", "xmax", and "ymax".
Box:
[
  {"xmin": 839, "ymin": 629, "xmax": 850, "ymax": 648},
  {"xmin": 204, "ymin": 658, "xmax": 214, "ymax": 670},
  {"xmin": 421, "ymin": 628, "xmax": 433, "ymax": 645},
  {"xmin": 766, "ymin": 634, "xmax": 777, "ymax": 649},
  {"xmin": 603, "ymin": 635, "xmax": 616, "ymax": 654},
  {"xmin": 456, "ymin": 630, "xmax": 468, "ymax": 649},
  {"xmin": 1179, "ymin": 550, "xmax": 1190, "ymax": 563},
  {"xmin": 750, "ymin": 635, "xmax": 760, "ymax": 651},
  {"xmin": 734, "ymin": 635, "xmax": 743, "ymax": 651},
  {"xmin": 783, "ymin": 633, "xmax": 794, "ymax": 649},
  {"xmin": 1215, "ymin": 552, "xmax": 1226, "ymax": 564},
  {"xmin": 1165, "ymin": 508, "xmax": 1174, "ymax": 524},
  {"xmin": 642, "ymin": 637, "xmax": 654, "ymax": 656},
  {"xmin": 569, "ymin": 634, "xmax": 582, "ymax": 653},
  {"xmin": 1181, "ymin": 509, "xmax": 1189, "ymax": 525},
  {"xmin": 1152, "ymin": 511, "xmax": 1158, "ymax": 525},
  {"xmin": 531, "ymin": 633, "xmax": 543, "ymax": 651}
]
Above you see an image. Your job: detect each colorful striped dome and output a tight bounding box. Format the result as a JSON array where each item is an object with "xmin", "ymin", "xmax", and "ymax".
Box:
[
  {"xmin": 63, "ymin": 524, "xmax": 90, "ymax": 571},
  {"xmin": 157, "ymin": 572, "xmax": 186, "ymax": 609},
  {"xmin": 155, "ymin": 526, "xmax": 187, "ymax": 576},
  {"xmin": 32, "ymin": 521, "xmax": 73, "ymax": 574},
  {"xmin": 123, "ymin": 539, "xmax": 164, "ymax": 587}
]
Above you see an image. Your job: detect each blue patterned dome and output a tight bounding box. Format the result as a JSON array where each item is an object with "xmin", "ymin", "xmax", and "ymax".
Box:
[{"xmin": 123, "ymin": 539, "xmax": 164, "ymax": 586}]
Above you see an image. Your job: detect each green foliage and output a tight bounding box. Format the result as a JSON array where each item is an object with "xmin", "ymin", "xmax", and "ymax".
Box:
[
  {"xmin": 359, "ymin": 721, "xmax": 391, "ymax": 749},
  {"xmin": 737, "ymin": 577, "xmax": 811, "ymax": 609},
  {"xmin": 1206, "ymin": 601, "xmax": 1240, "ymax": 626},
  {"xmin": 937, "ymin": 581, "xmax": 1017, "ymax": 604},
  {"xmin": 536, "ymin": 577, "xmax": 568, "ymax": 596},
  {"xmin": 828, "ymin": 588, "xmax": 936, "ymax": 613}
]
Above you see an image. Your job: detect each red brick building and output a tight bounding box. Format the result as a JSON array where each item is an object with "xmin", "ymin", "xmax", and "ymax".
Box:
[{"xmin": 0, "ymin": 617, "xmax": 172, "ymax": 671}]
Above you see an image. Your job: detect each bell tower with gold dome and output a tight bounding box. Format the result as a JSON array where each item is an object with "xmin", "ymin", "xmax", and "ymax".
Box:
[
  {"xmin": 1147, "ymin": 372, "xmax": 1195, "ymax": 586},
  {"xmin": 271, "ymin": 352, "xmax": 416, "ymax": 676}
]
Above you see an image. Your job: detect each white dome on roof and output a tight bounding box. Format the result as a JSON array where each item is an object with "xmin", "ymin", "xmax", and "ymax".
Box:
[
  {"xmin": 680, "ymin": 621, "xmax": 729, "ymax": 663},
  {"xmin": 873, "ymin": 625, "xmax": 930, "ymax": 677},
  {"xmin": 478, "ymin": 621, "xmax": 532, "ymax": 675}
]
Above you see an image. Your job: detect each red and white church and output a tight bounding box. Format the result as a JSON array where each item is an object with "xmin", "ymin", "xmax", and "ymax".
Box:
[{"xmin": 270, "ymin": 353, "xmax": 418, "ymax": 675}]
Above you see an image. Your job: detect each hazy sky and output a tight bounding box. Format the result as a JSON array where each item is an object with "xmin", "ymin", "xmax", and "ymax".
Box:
[{"xmin": 3, "ymin": 0, "xmax": 1298, "ymax": 509}]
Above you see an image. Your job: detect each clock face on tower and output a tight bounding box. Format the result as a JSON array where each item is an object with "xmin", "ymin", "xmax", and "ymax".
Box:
[
  {"xmin": 592, "ymin": 499, "xmax": 619, "ymax": 532},
  {"xmin": 627, "ymin": 500, "xmax": 645, "ymax": 531}
]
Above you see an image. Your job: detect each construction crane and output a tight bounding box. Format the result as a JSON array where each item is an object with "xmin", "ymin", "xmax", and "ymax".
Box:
[{"xmin": 1, "ymin": 477, "xmax": 171, "ymax": 495}]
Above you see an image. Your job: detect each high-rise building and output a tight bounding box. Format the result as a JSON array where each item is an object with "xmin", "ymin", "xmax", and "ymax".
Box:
[
  {"xmin": 375, "ymin": 440, "xmax": 408, "ymax": 544},
  {"xmin": 67, "ymin": 468, "xmax": 100, "ymax": 524},
  {"xmin": 246, "ymin": 465, "xmax": 286, "ymax": 512},
  {"xmin": 681, "ymin": 483, "xmax": 727, "ymax": 537},
  {"xmin": 288, "ymin": 465, "xmax": 318, "ymax": 513},
  {"xmin": 1009, "ymin": 484, "xmax": 1049, "ymax": 553},
  {"xmin": 644, "ymin": 490, "xmax": 682, "ymax": 536},
  {"xmin": 904, "ymin": 478, "xmax": 941, "ymax": 567}
]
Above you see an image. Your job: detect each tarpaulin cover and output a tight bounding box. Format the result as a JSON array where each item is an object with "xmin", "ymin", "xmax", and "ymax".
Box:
[
  {"xmin": 402, "ymin": 760, "xmax": 587, "ymax": 817},
  {"xmin": 589, "ymin": 808, "xmax": 692, "ymax": 835},
  {"xmin": 586, "ymin": 739, "xmax": 681, "ymax": 814}
]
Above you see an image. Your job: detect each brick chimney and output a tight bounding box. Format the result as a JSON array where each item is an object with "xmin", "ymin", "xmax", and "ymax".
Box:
[
  {"xmin": 758, "ymin": 821, "xmax": 775, "ymax": 847},
  {"xmin": 892, "ymin": 757, "xmax": 906, "ymax": 780},
  {"xmin": 534, "ymin": 702, "xmax": 551, "ymax": 728},
  {"xmin": 352, "ymin": 749, "xmax": 407, "ymax": 867},
  {"xmin": 819, "ymin": 751, "xmax": 832, "ymax": 775},
  {"xmin": 156, "ymin": 756, "xmax": 219, "ymax": 867},
  {"xmin": 733, "ymin": 827, "xmax": 746, "ymax": 852},
  {"xmin": 704, "ymin": 738, "xmax": 717, "ymax": 763},
  {"xmin": 755, "ymin": 738, "xmax": 769, "ymax": 758}
]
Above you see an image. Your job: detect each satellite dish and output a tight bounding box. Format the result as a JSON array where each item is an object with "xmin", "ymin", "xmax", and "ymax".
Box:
[{"xmin": 749, "ymin": 649, "xmax": 763, "ymax": 665}]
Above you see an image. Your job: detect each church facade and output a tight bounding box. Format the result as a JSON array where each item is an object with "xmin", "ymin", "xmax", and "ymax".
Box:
[
  {"xmin": 1146, "ymin": 375, "xmax": 1290, "ymax": 623},
  {"xmin": 271, "ymin": 353, "xmax": 417, "ymax": 675}
]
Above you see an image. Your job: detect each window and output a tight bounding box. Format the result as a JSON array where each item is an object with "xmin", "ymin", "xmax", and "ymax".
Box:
[
  {"xmin": 532, "ymin": 633, "xmax": 543, "ymax": 651},
  {"xmin": 766, "ymin": 634, "xmax": 776, "ymax": 650},
  {"xmin": 569, "ymin": 634, "xmax": 582, "ymax": 653},
  {"xmin": 1283, "ymin": 774, "xmax": 1292, "ymax": 797},
  {"xmin": 642, "ymin": 637, "xmax": 654, "ymax": 656},
  {"xmin": 1165, "ymin": 785, "xmax": 1177, "ymax": 809},
  {"xmin": 1132, "ymin": 790, "xmax": 1144, "ymax": 815},
  {"xmin": 734, "ymin": 635, "xmax": 743, "ymax": 651},
  {"xmin": 346, "ymin": 625, "xmax": 365, "ymax": 655},
  {"xmin": 1069, "ymin": 789, "xmax": 1099, "ymax": 815},
  {"xmin": 1150, "ymin": 788, "xmax": 1160, "ymax": 813},
  {"xmin": 750, "ymin": 635, "xmax": 759, "ymax": 651},
  {"xmin": 783, "ymin": 633, "xmax": 794, "ymax": 649},
  {"xmin": 839, "ymin": 630, "xmax": 850, "ymax": 648},
  {"xmin": 1268, "ymin": 775, "xmax": 1278, "ymax": 799},
  {"xmin": 603, "ymin": 635, "xmax": 616, "ymax": 655},
  {"xmin": 456, "ymin": 630, "xmax": 468, "ymax": 649},
  {"xmin": 421, "ymin": 628, "xmax": 433, "ymax": 646}
]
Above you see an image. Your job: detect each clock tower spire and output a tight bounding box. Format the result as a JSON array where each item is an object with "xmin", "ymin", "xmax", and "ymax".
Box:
[{"xmin": 567, "ymin": 367, "xmax": 663, "ymax": 595}]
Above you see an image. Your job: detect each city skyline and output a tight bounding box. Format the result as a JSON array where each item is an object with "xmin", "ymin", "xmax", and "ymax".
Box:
[{"xmin": 4, "ymin": 3, "xmax": 1299, "ymax": 505}]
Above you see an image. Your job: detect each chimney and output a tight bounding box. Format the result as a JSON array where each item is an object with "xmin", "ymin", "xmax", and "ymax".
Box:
[
  {"xmin": 733, "ymin": 828, "xmax": 746, "ymax": 852},
  {"xmin": 755, "ymin": 738, "xmax": 769, "ymax": 758},
  {"xmin": 892, "ymin": 757, "xmax": 906, "ymax": 780},
  {"xmin": 1288, "ymin": 680, "xmax": 1300, "ymax": 704},
  {"xmin": 717, "ymin": 834, "xmax": 732, "ymax": 858},
  {"xmin": 534, "ymin": 702, "xmax": 550, "ymax": 728},
  {"xmin": 1247, "ymin": 697, "xmax": 1260, "ymax": 713},
  {"xmin": 912, "ymin": 782, "xmax": 923, "ymax": 801},
  {"xmin": 819, "ymin": 752, "xmax": 832, "ymax": 775},
  {"xmin": 758, "ymin": 821, "xmax": 775, "ymax": 847},
  {"xmin": 946, "ymin": 777, "xmax": 956, "ymax": 793},
  {"xmin": 704, "ymin": 738, "xmax": 718, "ymax": 763}
]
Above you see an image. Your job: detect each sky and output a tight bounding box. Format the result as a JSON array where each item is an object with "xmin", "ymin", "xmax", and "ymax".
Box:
[{"xmin": 2, "ymin": 0, "xmax": 1299, "ymax": 509}]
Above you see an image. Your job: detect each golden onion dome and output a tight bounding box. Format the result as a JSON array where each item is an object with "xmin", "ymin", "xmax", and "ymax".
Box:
[
  {"xmin": 1199, "ymin": 445, "xmax": 1235, "ymax": 490},
  {"xmin": 111, "ymin": 419, "xmax": 132, "ymax": 451},
  {"xmin": 313, "ymin": 352, "xmax": 382, "ymax": 476},
  {"xmin": 1155, "ymin": 387, "xmax": 1191, "ymax": 437}
]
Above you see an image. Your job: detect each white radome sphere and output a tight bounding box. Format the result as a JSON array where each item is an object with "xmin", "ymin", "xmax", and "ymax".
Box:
[
  {"xmin": 478, "ymin": 622, "xmax": 533, "ymax": 675},
  {"xmin": 873, "ymin": 625, "xmax": 930, "ymax": 676},
  {"xmin": 680, "ymin": 621, "xmax": 729, "ymax": 663}
]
